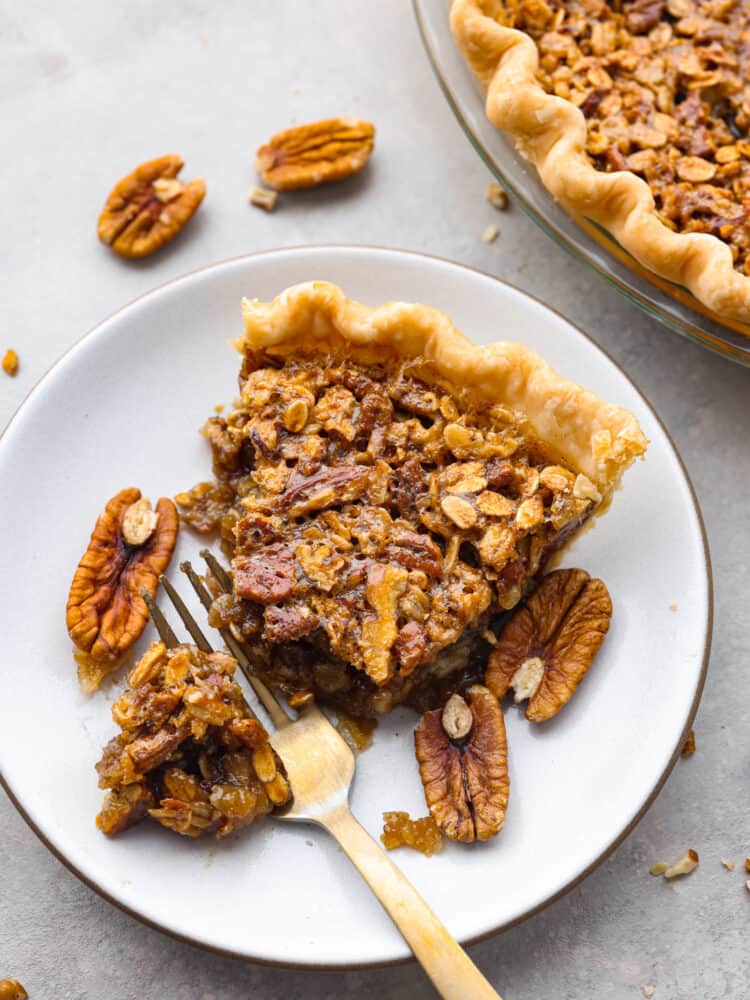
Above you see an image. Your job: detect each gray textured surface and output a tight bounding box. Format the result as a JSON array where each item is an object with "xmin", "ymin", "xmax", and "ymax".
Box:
[{"xmin": 1, "ymin": 2, "xmax": 748, "ymax": 998}]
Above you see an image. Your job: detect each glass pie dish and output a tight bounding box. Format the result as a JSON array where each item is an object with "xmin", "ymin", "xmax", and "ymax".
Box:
[{"xmin": 413, "ymin": 0, "xmax": 750, "ymax": 367}]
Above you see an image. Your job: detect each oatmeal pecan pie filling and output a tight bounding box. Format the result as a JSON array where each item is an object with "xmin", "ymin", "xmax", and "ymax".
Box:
[
  {"xmin": 502, "ymin": 0, "xmax": 750, "ymax": 274},
  {"xmin": 178, "ymin": 354, "xmax": 604, "ymax": 716}
]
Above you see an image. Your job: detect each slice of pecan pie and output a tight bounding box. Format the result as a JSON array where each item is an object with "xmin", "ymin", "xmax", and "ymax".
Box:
[
  {"xmin": 452, "ymin": 0, "xmax": 750, "ymax": 324},
  {"xmin": 177, "ymin": 282, "xmax": 646, "ymax": 717}
]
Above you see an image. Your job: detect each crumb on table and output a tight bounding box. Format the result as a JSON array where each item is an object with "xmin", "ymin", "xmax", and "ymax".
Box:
[{"xmin": 2, "ymin": 348, "xmax": 19, "ymax": 376}]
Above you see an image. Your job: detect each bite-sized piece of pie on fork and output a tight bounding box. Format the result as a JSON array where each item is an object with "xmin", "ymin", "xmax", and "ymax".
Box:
[{"xmin": 177, "ymin": 281, "xmax": 647, "ymax": 718}]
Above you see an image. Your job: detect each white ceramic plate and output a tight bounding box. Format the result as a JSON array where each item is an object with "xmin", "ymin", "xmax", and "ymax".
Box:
[{"xmin": 0, "ymin": 247, "xmax": 710, "ymax": 967}]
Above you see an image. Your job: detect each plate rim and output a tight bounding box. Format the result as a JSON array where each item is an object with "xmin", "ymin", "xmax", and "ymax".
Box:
[{"xmin": 0, "ymin": 245, "xmax": 713, "ymax": 969}]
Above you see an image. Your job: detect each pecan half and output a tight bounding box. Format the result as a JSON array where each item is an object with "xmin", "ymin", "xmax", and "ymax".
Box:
[
  {"xmin": 486, "ymin": 568, "xmax": 612, "ymax": 722},
  {"xmin": 414, "ymin": 685, "xmax": 509, "ymax": 843},
  {"xmin": 0, "ymin": 980, "xmax": 27, "ymax": 1000},
  {"xmin": 361, "ymin": 563, "xmax": 409, "ymax": 685},
  {"xmin": 255, "ymin": 117, "xmax": 375, "ymax": 191},
  {"xmin": 66, "ymin": 488, "xmax": 179, "ymax": 687},
  {"xmin": 98, "ymin": 154, "xmax": 205, "ymax": 258},
  {"xmin": 394, "ymin": 620, "xmax": 427, "ymax": 674}
]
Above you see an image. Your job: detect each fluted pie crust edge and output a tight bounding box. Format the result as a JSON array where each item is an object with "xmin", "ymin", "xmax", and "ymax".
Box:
[
  {"xmin": 238, "ymin": 281, "xmax": 647, "ymax": 492},
  {"xmin": 451, "ymin": 0, "xmax": 750, "ymax": 326}
]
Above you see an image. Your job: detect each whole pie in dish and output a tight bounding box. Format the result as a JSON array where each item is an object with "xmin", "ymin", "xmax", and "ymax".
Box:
[
  {"xmin": 177, "ymin": 282, "xmax": 646, "ymax": 718},
  {"xmin": 451, "ymin": 0, "xmax": 750, "ymax": 325}
]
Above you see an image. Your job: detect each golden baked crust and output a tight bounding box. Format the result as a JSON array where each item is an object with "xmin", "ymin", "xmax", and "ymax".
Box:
[
  {"xmin": 238, "ymin": 281, "xmax": 646, "ymax": 491},
  {"xmin": 450, "ymin": 0, "xmax": 750, "ymax": 324}
]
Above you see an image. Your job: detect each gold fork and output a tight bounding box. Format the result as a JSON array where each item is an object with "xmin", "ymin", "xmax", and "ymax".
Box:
[{"xmin": 149, "ymin": 553, "xmax": 503, "ymax": 1000}]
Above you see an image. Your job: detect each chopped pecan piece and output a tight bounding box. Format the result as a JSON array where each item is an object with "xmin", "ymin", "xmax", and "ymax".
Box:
[
  {"xmin": 126, "ymin": 724, "xmax": 189, "ymax": 773},
  {"xmin": 394, "ymin": 621, "xmax": 427, "ymax": 674},
  {"xmin": 486, "ymin": 568, "xmax": 612, "ymax": 722},
  {"xmin": 277, "ymin": 465, "xmax": 372, "ymax": 516},
  {"xmin": 234, "ymin": 542, "xmax": 295, "ymax": 604},
  {"xmin": 97, "ymin": 154, "xmax": 205, "ymax": 258},
  {"xmin": 95, "ymin": 782, "xmax": 156, "ymax": 836},
  {"xmin": 255, "ymin": 117, "xmax": 375, "ymax": 191},
  {"xmin": 392, "ymin": 455, "xmax": 427, "ymax": 519},
  {"xmin": 230, "ymin": 716, "xmax": 272, "ymax": 750},
  {"xmin": 264, "ymin": 603, "xmax": 319, "ymax": 643},
  {"xmin": 384, "ymin": 529, "xmax": 442, "ymax": 578},
  {"xmin": 66, "ymin": 488, "xmax": 178, "ymax": 688},
  {"xmin": 415, "ymin": 685, "xmax": 509, "ymax": 843},
  {"xmin": 248, "ymin": 184, "xmax": 278, "ymax": 211},
  {"xmin": 485, "ymin": 458, "xmax": 515, "ymax": 491},
  {"xmin": 236, "ymin": 512, "xmax": 281, "ymax": 549}
]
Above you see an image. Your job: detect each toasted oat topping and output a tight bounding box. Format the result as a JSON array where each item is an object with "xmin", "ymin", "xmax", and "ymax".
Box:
[
  {"xmin": 506, "ymin": 0, "xmax": 750, "ymax": 273},
  {"xmin": 66, "ymin": 488, "xmax": 178, "ymax": 689},
  {"xmin": 663, "ymin": 848, "xmax": 700, "ymax": 878}
]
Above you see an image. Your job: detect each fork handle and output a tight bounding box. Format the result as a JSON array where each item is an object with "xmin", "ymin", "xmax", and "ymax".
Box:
[{"xmin": 321, "ymin": 804, "xmax": 502, "ymax": 1000}]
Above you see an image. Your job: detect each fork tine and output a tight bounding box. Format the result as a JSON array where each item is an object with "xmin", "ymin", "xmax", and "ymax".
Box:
[
  {"xmin": 159, "ymin": 574, "xmax": 213, "ymax": 653},
  {"xmin": 181, "ymin": 559, "xmax": 292, "ymax": 730},
  {"xmin": 141, "ymin": 588, "xmax": 180, "ymax": 648},
  {"xmin": 148, "ymin": 579, "xmax": 263, "ymax": 726},
  {"xmin": 200, "ymin": 548, "xmax": 232, "ymax": 593}
]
